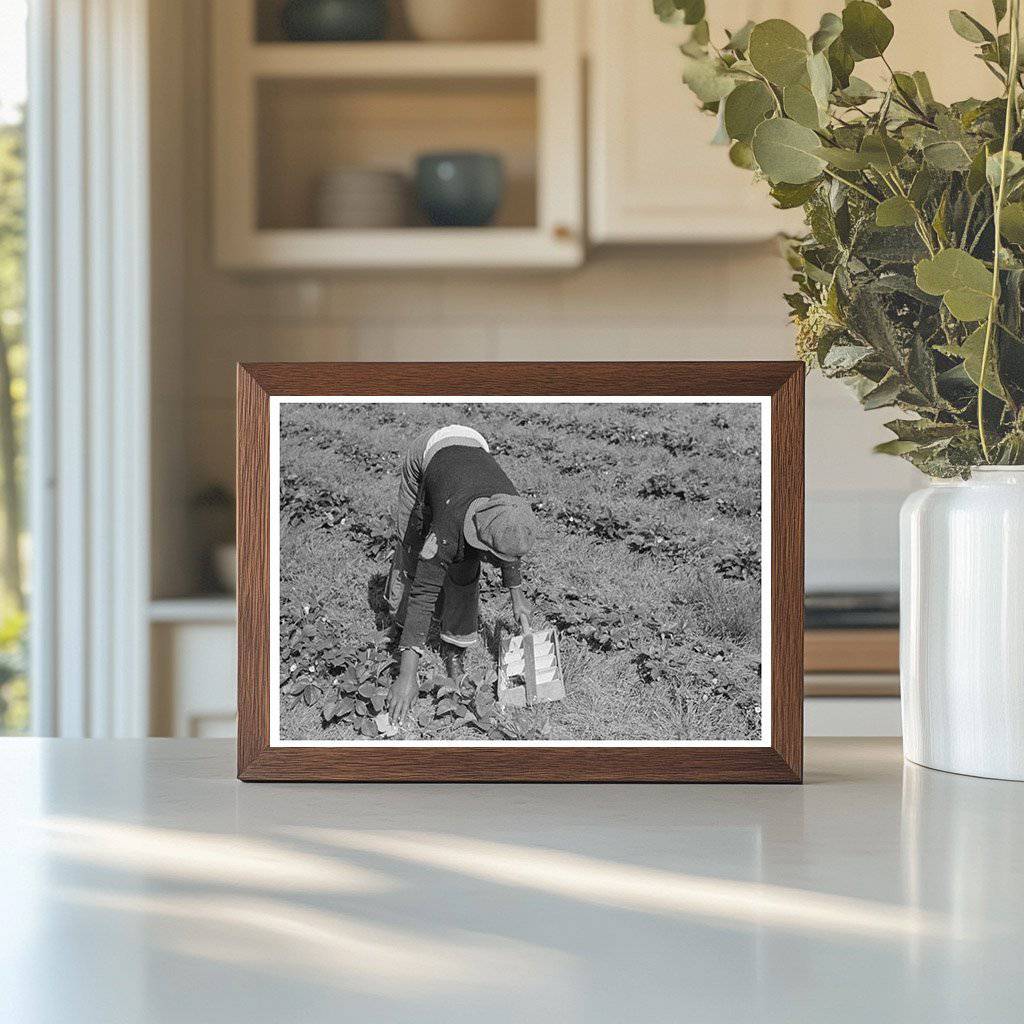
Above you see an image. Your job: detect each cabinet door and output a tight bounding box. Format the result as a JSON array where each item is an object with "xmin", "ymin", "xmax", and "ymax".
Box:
[
  {"xmin": 588, "ymin": 1, "xmax": 1003, "ymax": 245},
  {"xmin": 588, "ymin": 1, "xmax": 815, "ymax": 243}
]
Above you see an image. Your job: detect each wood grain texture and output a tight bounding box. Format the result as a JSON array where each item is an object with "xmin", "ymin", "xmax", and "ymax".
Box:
[{"xmin": 236, "ymin": 361, "xmax": 805, "ymax": 783}]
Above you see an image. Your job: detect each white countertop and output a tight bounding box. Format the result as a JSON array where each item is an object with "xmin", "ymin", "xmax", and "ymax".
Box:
[{"xmin": 1, "ymin": 738, "xmax": 1021, "ymax": 1023}]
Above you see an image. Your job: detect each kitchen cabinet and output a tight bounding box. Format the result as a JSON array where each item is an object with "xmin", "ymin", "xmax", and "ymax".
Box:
[
  {"xmin": 587, "ymin": 0, "xmax": 998, "ymax": 244},
  {"xmin": 587, "ymin": 1, "xmax": 812, "ymax": 243},
  {"xmin": 212, "ymin": 0, "xmax": 583, "ymax": 269}
]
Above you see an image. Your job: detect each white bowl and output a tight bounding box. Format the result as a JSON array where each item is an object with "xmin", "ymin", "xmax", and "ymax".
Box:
[
  {"xmin": 404, "ymin": 0, "xmax": 534, "ymax": 42},
  {"xmin": 315, "ymin": 168, "xmax": 410, "ymax": 228}
]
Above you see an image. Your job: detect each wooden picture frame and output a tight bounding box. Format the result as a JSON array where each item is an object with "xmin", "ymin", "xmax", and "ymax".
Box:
[{"xmin": 237, "ymin": 362, "xmax": 804, "ymax": 782}]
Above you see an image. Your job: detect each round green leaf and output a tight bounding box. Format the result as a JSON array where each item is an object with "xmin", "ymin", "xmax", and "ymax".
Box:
[
  {"xmin": 783, "ymin": 83, "xmax": 821, "ymax": 128},
  {"xmin": 914, "ymin": 249, "xmax": 994, "ymax": 322},
  {"xmin": 724, "ymin": 81, "xmax": 775, "ymax": 143},
  {"xmin": 748, "ymin": 19, "xmax": 809, "ymax": 86},
  {"xmin": 728, "ymin": 140, "xmax": 758, "ymax": 170},
  {"xmin": 681, "ymin": 55, "xmax": 736, "ymax": 103},
  {"xmin": 924, "ymin": 141, "xmax": 973, "ymax": 172},
  {"xmin": 842, "ymin": 1, "xmax": 894, "ymax": 59},
  {"xmin": 810, "ymin": 12, "xmax": 843, "ymax": 54},
  {"xmin": 875, "ymin": 196, "xmax": 918, "ymax": 228},
  {"xmin": 860, "ymin": 133, "xmax": 905, "ymax": 172},
  {"xmin": 752, "ymin": 117, "xmax": 826, "ymax": 184}
]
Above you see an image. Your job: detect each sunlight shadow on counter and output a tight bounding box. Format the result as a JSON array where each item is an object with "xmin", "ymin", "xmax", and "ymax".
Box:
[{"xmin": 290, "ymin": 827, "xmax": 958, "ymax": 942}]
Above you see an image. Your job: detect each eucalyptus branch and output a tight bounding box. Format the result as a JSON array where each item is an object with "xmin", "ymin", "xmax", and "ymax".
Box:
[
  {"xmin": 979, "ymin": 0, "xmax": 1021, "ymax": 462},
  {"xmin": 880, "ymin": 54, "xmax": 930, "ymax": 120}
]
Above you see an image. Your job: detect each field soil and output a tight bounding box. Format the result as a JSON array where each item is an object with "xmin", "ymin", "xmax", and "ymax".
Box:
[{"xmin": 278, "ymin": 401, "xmax": 763, "ymax": 742}]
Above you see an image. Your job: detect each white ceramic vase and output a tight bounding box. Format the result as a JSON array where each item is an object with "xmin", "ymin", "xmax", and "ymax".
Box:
[{"xmin": 900, "ymin": 467, "xmax": 1024, "ymax": 780}]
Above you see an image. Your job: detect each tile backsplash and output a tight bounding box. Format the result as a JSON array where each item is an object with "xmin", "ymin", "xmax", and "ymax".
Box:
[{"xmin": 169, "ymin": 248, "xmax": 917, "ymax": 595}]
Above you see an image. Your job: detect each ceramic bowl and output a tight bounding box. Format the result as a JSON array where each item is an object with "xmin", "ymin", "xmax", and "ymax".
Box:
[
  {"xmin": 415, "ymin": 152, "xmax": 505, "ymax": 227},
  {"xmin": 403, "ymin": 0, "xmax": 534, "ymax": 42},
  {"xmin": 281, "ymin": 0, "xmax": 388, "ymax": 42}
]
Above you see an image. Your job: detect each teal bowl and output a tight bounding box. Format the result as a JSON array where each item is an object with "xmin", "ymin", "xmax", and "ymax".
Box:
[
  {"xmin": 281, "ymin": 0, "xmax": 388, "ymax": 42},
  {"xmin": 415, "ymin": 152, "xmax": 505, "ymax": 228}
]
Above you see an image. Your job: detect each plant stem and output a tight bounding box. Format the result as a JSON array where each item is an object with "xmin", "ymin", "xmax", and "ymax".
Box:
[
  {"xmin": 821, "ymin": 167, "xmax": 879, "ymax": 203},
  {"xmin": 979, "ymin": 0, "xmax": 1021, "ymax": 463}
]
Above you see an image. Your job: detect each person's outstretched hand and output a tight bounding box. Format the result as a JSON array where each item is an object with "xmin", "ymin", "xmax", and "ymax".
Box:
[
  {"xmin": 389, "ymin": 668, "xmax": 418, "ymax": 726},
  {"xmin": 389, "ymin": 647, "xmax": 421, "ymax": 725}
]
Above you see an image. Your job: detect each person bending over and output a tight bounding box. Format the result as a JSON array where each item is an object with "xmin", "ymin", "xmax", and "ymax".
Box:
[{"xmin": 386, "ymin": 424, "xmax": 538, "ymax": 724}]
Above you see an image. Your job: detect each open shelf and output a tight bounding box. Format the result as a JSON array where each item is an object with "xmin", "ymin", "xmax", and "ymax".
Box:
[{"xmin": 257, "ymin": 76, "xmax": 537, "ymax": 232}]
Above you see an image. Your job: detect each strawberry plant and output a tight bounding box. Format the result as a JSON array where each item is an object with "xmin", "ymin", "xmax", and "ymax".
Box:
[
  {"xmin": 280, "ymin": 473, "xmax": 352, "ymax": 528},
  {"xmin": 714, "ymin": 544, "xmax": 762, "ymax": 581},
  {"xmin": 639, "ymin": 473, "xmax": 710, "ymax": 501}
]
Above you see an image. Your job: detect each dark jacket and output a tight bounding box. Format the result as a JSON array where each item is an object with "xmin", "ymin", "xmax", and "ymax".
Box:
[{"xmin": 400, "ymin": 446, "xmax": 523, "ymax": 649}]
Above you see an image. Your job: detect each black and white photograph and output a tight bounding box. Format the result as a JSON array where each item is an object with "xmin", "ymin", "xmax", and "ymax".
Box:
[{"xmin": 270, "ymin": 397, "xmax": 770, "ymax": 745}]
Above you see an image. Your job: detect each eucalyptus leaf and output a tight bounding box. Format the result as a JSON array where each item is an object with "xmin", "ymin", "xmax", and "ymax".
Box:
[
  {"xmin": 923, "ymin": 140, "xmax": 973, "ymax": 171},
  {"xmin": 958, "ymin": 324, "xmax": 1007, "ymax": 398},
  {"xmin": 748, "ymin": 19, "xmax": 809, "ymax": 87},
  {"xmin": 815, "ymin": 146, "xmax": 872, "ymax": 171},
  {"xmin": 948, "ymin": 10, "xmax": 994, "ymax": 44},
  {"xmin": 986, "ymin": 150, "xmax": 1024, "ymax": 190},
  {"xmin": 993, "ymin": 0, "xmax": 1008, "ymax": 24},
  {"xmin": 827, "ymin": 35, "xmax": 855, "ymax": 89},
  {"xmin": 752, "ymin": 117, "xmax": 827, "ymax": 184},
  {"xmin": 681, "ymin": 55, "xmax": 737, "ymax": 103},
  {"xmin": 654, "ymin": 0, "xmax": 705, "ymax": 26},
  {"xmin": 728, "ymin": 140, "xmax": 758, "ymax": 170},
  {"xmin": 876, "ymin": 196, "xmax": 918, "ymax": 228},
  {"xmin": 724, "ymin": 81, "xmax": 775, "ymax": 143},
  {"xmin": 874, "ymin": 439, "xmax": 921, "ymax": 455},
  {"xmin": 862, "ymin": 375, "xmax": 902, "ymax": 409},
  {"xmin": 724, "ymin": 20, "xmax": 755, "ymax": 53},
  {"xmin": 807, "ymin": 51, "xmax": 833, "ymax": 111},
  {"xmin": 915, "ymin": 249, "xmax": 994, "ymax": 321},
  {"xmin": 810, "ymin": 12, "xmax": 843, "ymax": 54},
  {"xmin": 842, "ymin": 1, "xmax": 895, "ymax": 60},
  {"xmin": 710, "ymin": 105, "xmax": 731, "ymax": 145},
  {"xmin": 913, "ymin": 71, "xmax": 935, "ymax": 105},
  {"xmin": 967, "ymin": 143, "xmax": 994, "ymax": 191},
  {"xmin": 885, "ymin": 419, "xmax": 963, "ymax": 443},
  {"xmin": 1000, "ymin": 202, "xmax": 1024, "ymax": 243},
  {"xmin": 770, "ymin": 179, "xmax": 820, "ymax": 209},
  {"xmin": 836, "ymin": 76, "xmax": 877, "ymax": 105},
  {"xmin": 783, "ymin": 83, "xmax": 822, "ymax": 129},
  {"xmin": 690, "ymin": 19, "xmax": 710, "ymax": 45},
  {"xmin": 861, "ymin": 133, "xmax": 906, "ymax": 173},
  {"xmin": 909, "ymin": 165, "xmax": 937, "ymax": 205}
]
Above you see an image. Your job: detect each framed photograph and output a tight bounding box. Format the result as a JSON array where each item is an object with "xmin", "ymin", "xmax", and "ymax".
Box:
[{"xmin": 237, "ymin": 362, "xmax": 804, "ymax": 782}]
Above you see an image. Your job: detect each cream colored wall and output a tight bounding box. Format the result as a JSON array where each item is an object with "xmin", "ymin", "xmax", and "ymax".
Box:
[{"xmin": 153, "ymin": 0, "xmax": 919, "ymax": 598}]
